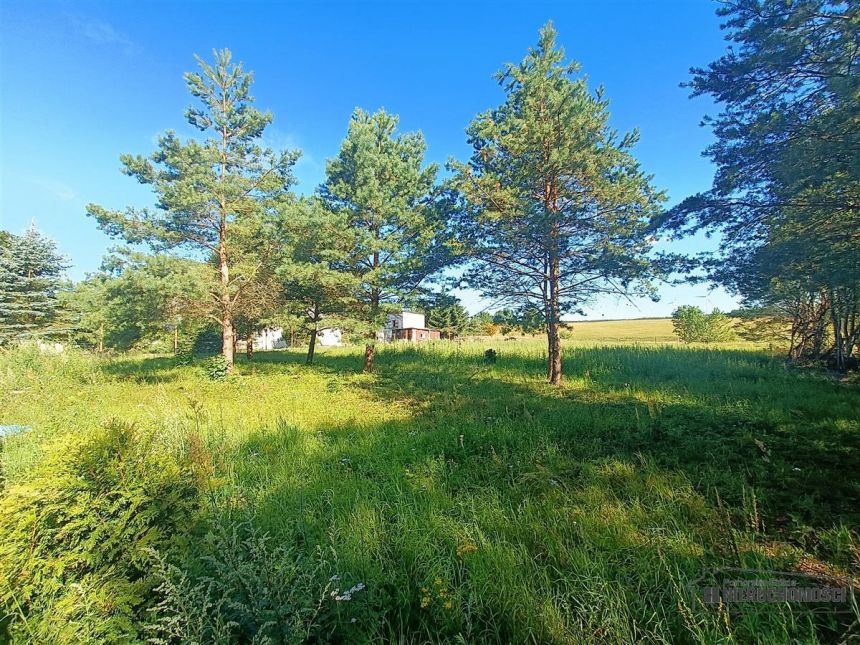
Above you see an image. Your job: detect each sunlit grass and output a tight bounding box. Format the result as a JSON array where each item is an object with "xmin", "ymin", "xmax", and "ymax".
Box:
[{"xmin": 1, "ymin": 340, "xmax": 858, "ymax": 642}]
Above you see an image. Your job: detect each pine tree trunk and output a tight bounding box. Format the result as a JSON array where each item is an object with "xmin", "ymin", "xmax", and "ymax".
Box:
[
  {"xmin": 246, "ymin": 333, "xmax": 254, "ymax": 360},
  {"xmin": 364, "ymin": 282, "xmax": 379, "ymax": 373},
  {"xmin": 307, "ymin": 326, "xmax": 317, "ymax": 365},
  {"xmin": 547, "ymin": 228, "xmax": 562, "ymax": 385},
  {"xmin": 219, "ymin": 246, "xmax": 234, "ymax": 368}
]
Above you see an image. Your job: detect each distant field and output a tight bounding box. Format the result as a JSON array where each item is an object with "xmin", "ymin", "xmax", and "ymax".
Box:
[
  {"xmin": 563, "ymin": 317, "xmax": 677, "ymax": 343},
  {"xmin": 476, "ymin": 317, "xmax": 678, "ymax": 344},
  {"xmin": 482, "ymin": 317, "xmax": 782, "ymax": 350},
  {"xmin": 1, "ymin": 341, "xmax": 857, "ymax": 642}
]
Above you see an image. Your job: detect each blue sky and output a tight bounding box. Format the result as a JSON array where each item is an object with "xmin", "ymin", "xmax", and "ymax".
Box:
[{"xmin": 0, "ymin": 0, "xmax": 740, "ymax": 318}]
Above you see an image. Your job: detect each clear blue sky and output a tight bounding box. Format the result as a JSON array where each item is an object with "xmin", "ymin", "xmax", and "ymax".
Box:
[{"xmin": 0, "ymin": 0, "xmax": 740, "ymax": 318}]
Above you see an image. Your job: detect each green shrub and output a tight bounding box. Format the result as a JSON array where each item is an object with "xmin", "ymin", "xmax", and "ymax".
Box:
[
  {"xmin": 0, "ymin": 421, "xmax": 203, "ymax": 642},
  {"xmin": 146, "ymin": 521, "xmax": 325, "ymax": 644},
  {"xmin": 204, "ymin": 354, "xmax": 230, "ymax": 380},
  {"xmin": 671, "ymin": 305, "xmax": 736, "ymax": 343},
  {"xmin": 175, "ymin": 324, "xmax": 221, "ymax": 365}
]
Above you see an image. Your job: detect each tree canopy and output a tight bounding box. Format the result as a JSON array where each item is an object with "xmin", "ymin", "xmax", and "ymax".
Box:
[
  {"xmin": 665, "ymin": 0, "xmax": 859, "ymax": 367},
  {"xmin": 451, "ymin": 22, "xmax": 666, "ymax": 383},
  {"xmin": 0, "ymin": 225, "xmax": 67, "ymax": 342},
  {"xmin": 87, "ymin": 49, "xmax": 299, "ymax": 367},
  {"xmin": 320, "ymin": 108, "xmax": 449, "ymax": 370}
]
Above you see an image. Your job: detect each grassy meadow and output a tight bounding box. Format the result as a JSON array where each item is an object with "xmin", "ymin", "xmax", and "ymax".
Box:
[{"xmin": 1, "ymin": 335, "xmax": 858, "ymax": 643}]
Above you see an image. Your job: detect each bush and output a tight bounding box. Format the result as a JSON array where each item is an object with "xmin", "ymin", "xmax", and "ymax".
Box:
[
  {"xmin": 672, "ymin": 306, "xmax": 736, "ymax": 343},
  {"xmin": 484, "ymin": 348, "xmax": 498, "ymax": 364},
  {"xmin": 175, "ymin": 324, "xmax": 222, "ymax": 365},
  {"xmin": 481, "ymin": 322, "xmax": 500, "ymax": 336},
  {"xmin": 204, "ymin": 354, "xmax": 230, "ymax": 380},
  {"xmin": 146, "ymin": 521, "xmax": 325, "ymax": 644},
  {"xmin": 0, "ymin": 421, "xmax": 203, "ymax": 642}
]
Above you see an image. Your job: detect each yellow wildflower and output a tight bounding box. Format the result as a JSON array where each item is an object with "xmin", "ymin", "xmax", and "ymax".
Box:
[{"xmin": 456, "ymin": 542, "xmax": 478, "ymax": 557}]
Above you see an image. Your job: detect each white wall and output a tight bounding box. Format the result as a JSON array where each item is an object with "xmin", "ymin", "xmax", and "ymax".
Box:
[
  {"xmin": 400, "ymin": 311, "xmax": 426, "ymax": 329},
  {"xmin": 254, "ymin": 327, "xmax": 286, "ymax": 350},
  {"xmin": 383, "ymin": 311, "xmax": 427, "ymax": 342},
  {"xmin": 318, "ymin": 328, "xmax": 342, "ymax": 347}
]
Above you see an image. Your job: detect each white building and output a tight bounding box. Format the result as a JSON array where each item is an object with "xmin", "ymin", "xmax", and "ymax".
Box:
[
  {"xmin": 317, "ymin": 328, "xmax": 342, "ymax": 346},
  {"xmin": 252, "ymin": 327, "xmax": 287, "ymax": 350},
  {"xmin": 382, "ymin": 311, "xmax": 440, "ymax": 342},
  {"xmin": 247, "ymin": 326, "xmax": 343, "ymax": 350}
]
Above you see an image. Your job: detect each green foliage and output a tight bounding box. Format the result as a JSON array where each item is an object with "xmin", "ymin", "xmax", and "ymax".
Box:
[
  {"xmin": 666, "ymin": 0, "xmax": 860, "ymax": 367},
  {"xmin": 424, "ymin": 291, "xmax": 469, "ymax": 339},
  {"xmin": 68, "ymin": 249, "xmax": 212, "ymax": 352},
  {"xmin": 672, "ymin": 305, "xmax": 736, "ymax": 343},
  {"xmin": 86, "ymin": 49, "xmax": 299, "ymax": 364},
  {"xmin": 204, "ymin": 354, "xmax": 230, "ymax": 380},
  {"xmin": 0, "ymin": 420, "xmax": 202, "ymax": 642},
  {"xmin": 0, "ymin": 225, "xmax": 67, "ymax": 343},
  {"xmin": 274, "ymin": 197, "xmax": 359, "ymax": 362},
  {"xmin": 451, "ymin": 22, "xmax": 667, "ymax": 383},
  {"xmin": 321, "ymin": 109, "xmax": 448, "ymax": 343},
  {"xmin": 147, "ymin": 521, "xmax": 324, "ymax": 644}
]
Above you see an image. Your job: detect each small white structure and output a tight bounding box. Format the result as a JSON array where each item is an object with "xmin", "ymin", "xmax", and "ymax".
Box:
[
  {"xmin": 36, "ymin": 340, "xmax": 64, "ymax": 353},
  {"xmin": 245, "ymin": 326, "xmax": 343, "ymax": 350},
  {"xmin": 382, "ymin": 311, "xmax": 441, "ymax": 342},
  {"xmin": 253, "ymin": 327, "xmax": 287, "ymax": 350},
  {"xmin": 317, "ymin": 328, "xmax": 342, "ymax": 347}
]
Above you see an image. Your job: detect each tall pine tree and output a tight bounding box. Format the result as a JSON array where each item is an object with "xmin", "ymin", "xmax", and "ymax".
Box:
[
  {"xmin": 87, "ymin": 49, "xmax": 298, "ymax": 368},
  {"xmin": 452, "ymin": 23, "xmax": 665, "ymax": 384},
  {"xmin": 321, "ymin": 108, "xmax": 448, "ymax": 371}
]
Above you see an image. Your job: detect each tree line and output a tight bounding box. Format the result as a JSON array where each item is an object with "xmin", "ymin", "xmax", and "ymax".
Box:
[{"xmin": 2, "ymin": 3, "xmax": 858, "ymax": 378}]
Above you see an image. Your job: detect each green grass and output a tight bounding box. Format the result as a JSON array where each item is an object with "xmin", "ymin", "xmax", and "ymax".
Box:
[
  {"xmin": 563, "ymin": 317, "xmax": 678, "ymax": 343},
  {"xmin": 1, "ymin": 340, "xmax": 858, "ymax": 643}
]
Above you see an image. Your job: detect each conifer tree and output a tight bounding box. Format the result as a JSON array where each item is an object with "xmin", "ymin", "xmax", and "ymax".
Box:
[
  {"xmin": 0, "ymin": 225, "xmax": 67, "ymax": 341},
  {"xmin": 452, "ymin": 23, "xmax": 665, "ymax": 384},
  {"xmin": 275, "ymin": 197, "xmax": 357, "ymax": 364},
  {"xmin": 87, "ymin": 49, "xmax": 298, "ymax": 368},
  {"xmin": 424, "ymin": 291, "xmax": 469, "ymax": 339},
  {"xmin": 664, "ymin": 0, "xmax": 859, "ymax": 368},
  {"xmin": 321, "ymin": 108, "xmax": 447, "ymax": 371}
]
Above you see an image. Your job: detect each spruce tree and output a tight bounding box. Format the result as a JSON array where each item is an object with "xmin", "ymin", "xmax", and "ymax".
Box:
[{"xmin": 0, "ymin": 225, "xmax": 67, "ymax": 341}]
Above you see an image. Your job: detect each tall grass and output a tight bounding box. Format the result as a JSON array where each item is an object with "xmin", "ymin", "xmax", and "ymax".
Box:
[{"xmin": 1, "ymin": 341, "xmax": 857, "ymax": 642}]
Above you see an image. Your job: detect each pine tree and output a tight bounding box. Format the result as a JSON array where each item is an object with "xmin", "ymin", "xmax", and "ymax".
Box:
[
  {"xmin": 665, "ymin": 0, "xmax": 859, "ymax": 368},
  {"xmin": 0, "ymin": 225, "xmax": 67, "ymax": 341},
  {"xmin": 451, "ymin": 23, "xmax": 665, "ymax": 384},
  {"xmin": 275, "ymin": 197, "xmax": 358, "ymax": 364},
  {"xmin": 321, "ymin": 108, "xmax": 448, "ymax": 371},
  {"xmin": 425, "ymin": 291, "xmax": 469, "ymax": 339},
  {"xmin": 87, "ymin": 49, "xmax": 298, "ymax": 368}
]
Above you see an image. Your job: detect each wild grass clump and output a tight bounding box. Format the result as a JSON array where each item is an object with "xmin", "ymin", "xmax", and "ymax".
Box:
[
  {"xmin": 147, "ymin": 521, "xmax": 327, "ymax": 644},
  {"xmin": 0, "ymin": 342, "xmax": 100, "ymax": 390}
]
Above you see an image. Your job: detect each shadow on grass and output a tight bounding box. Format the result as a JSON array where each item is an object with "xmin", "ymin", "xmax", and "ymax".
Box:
[{"xmin": 203, "ymin": 344, "xmax": 859, "ymax": 642}]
